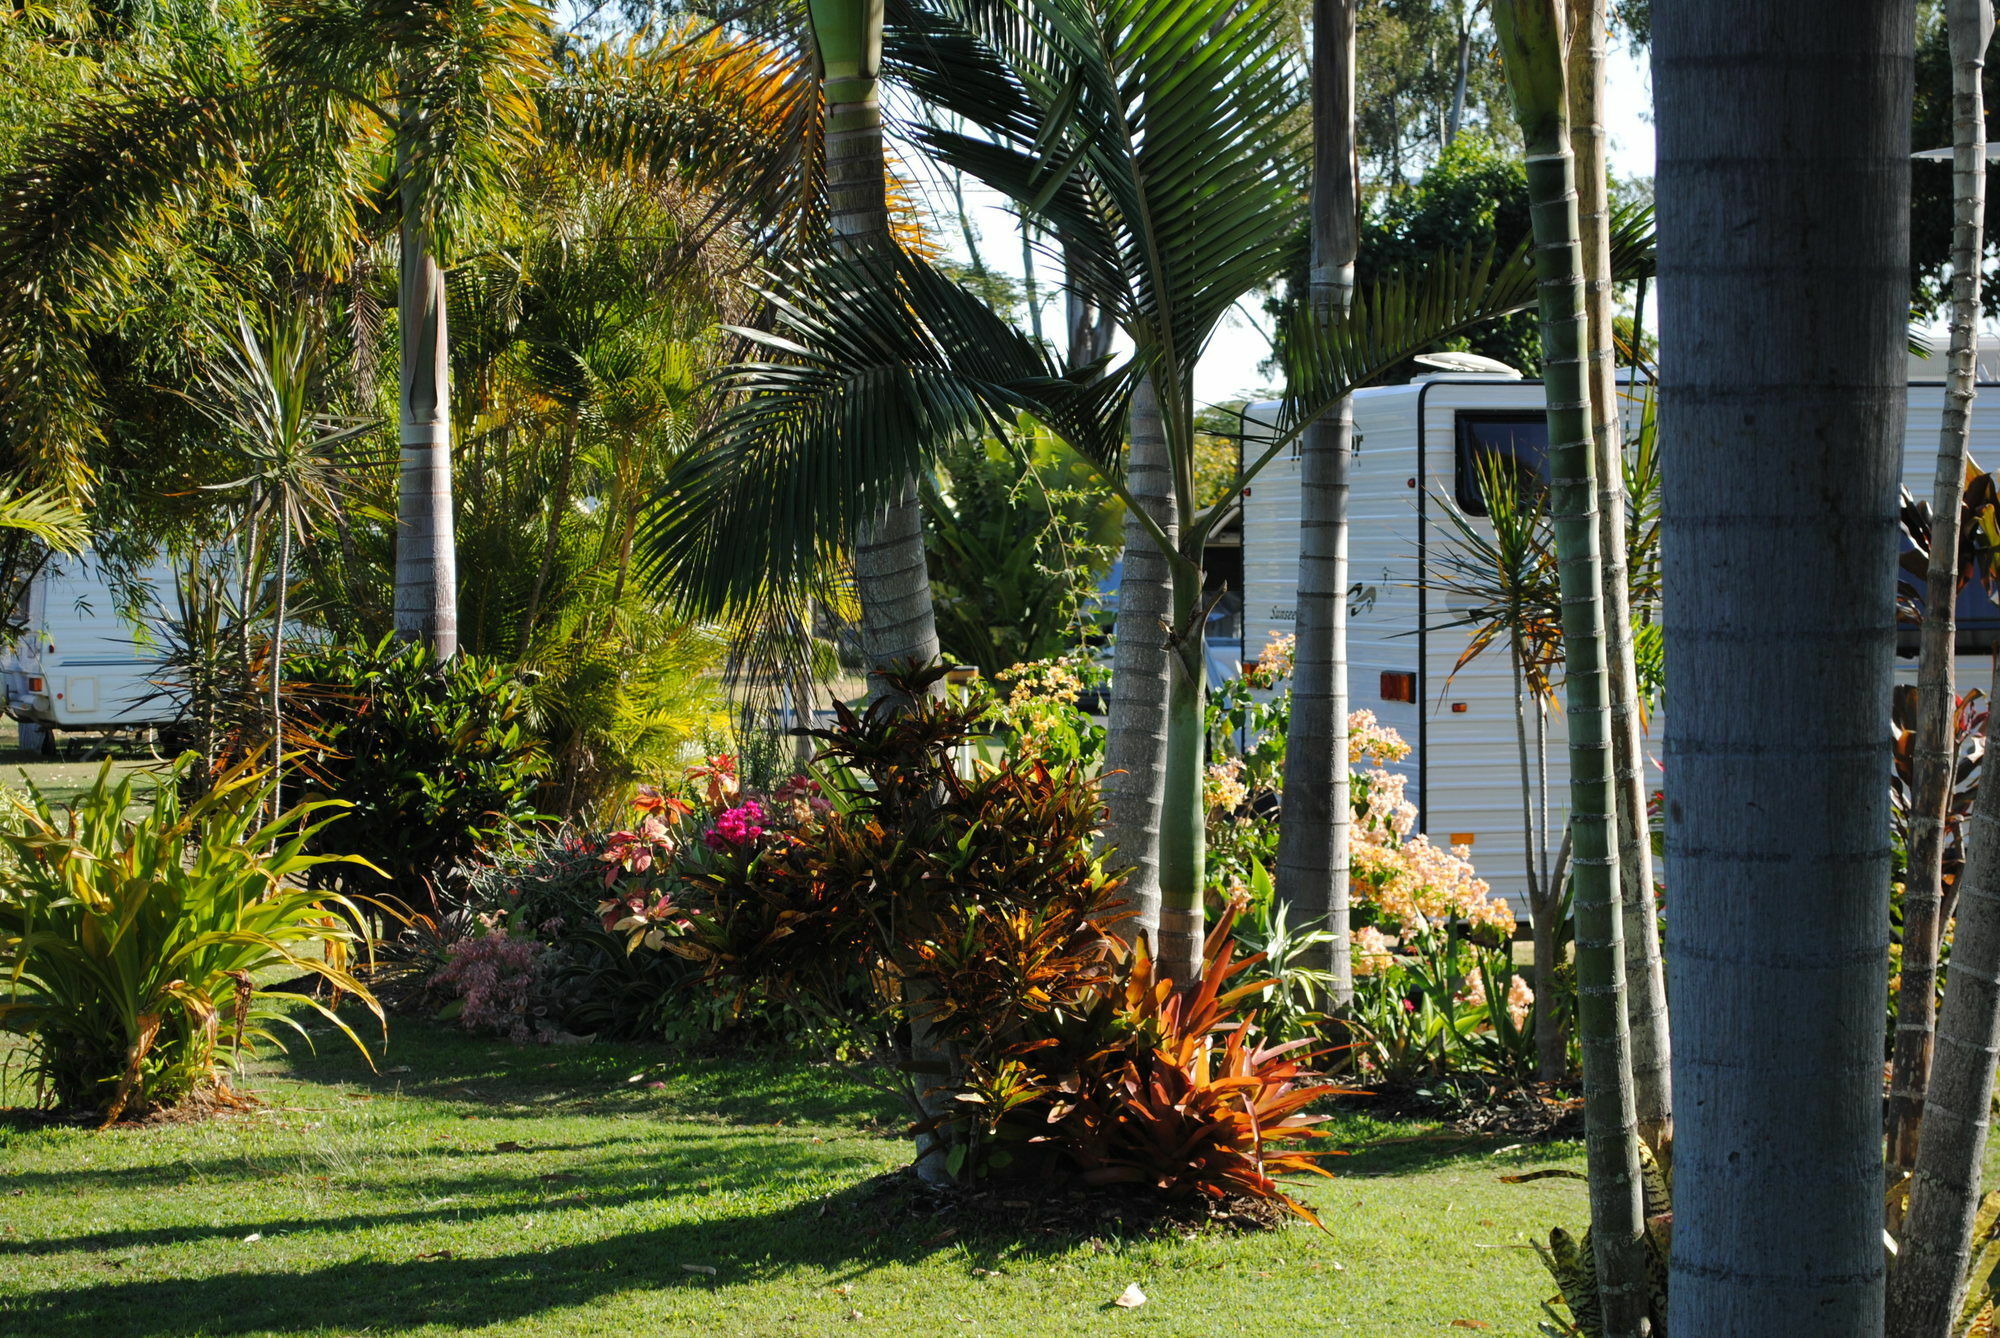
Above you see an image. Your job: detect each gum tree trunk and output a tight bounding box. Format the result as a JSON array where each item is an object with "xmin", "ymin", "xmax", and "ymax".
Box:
[
  {"xmin": 1655, "ymin": 1, "xmax": 1912, "ymax": 1331},
  {"xmin": 394, "ymin": 120, "xmax": 458, "ymax": 659},
  {"xmin": 1567, "ymin": 0, "xmax": 1671, "ymax": 1156},
  {"xmin": 1888, "ymin": 0, "xmax": 1994, "ymax": 1178},
  {"xmin": 1102, "ymin": 377, "xmax": 1174, "ymax": 946},
  {"xmin": 812, "ymin": 0, "xmax": 941, "ymax": 698},
  {"xmin": 1274, "ymin": 0, "xmax": 1358, "ymax": 1004},
  {"xmin": 1493, "ymin": 2, "xmax": 1645, "ymax": 1332}
]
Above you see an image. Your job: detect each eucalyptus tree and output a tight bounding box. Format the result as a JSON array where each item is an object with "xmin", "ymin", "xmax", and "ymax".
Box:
[
  {"xmin": 1273, "ymin": 0, "xmax": 1360, "ymax": 1003},
  {"xmin": 0, "ymin": 10, "xmax": 815, "ymax": 656},
  {"xmin": 1889, "ymin": 0, "xmax": 1996, "ymax": 1179},
  {"xmin": 1656, "ymin": 0, "xmax": 1912, "ymax": 1333},
  {"xmin": 1491, "ymin": 1, "xmax": 1644, "ymax": 1330}
]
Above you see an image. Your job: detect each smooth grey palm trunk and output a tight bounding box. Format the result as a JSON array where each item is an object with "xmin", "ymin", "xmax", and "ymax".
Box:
[
  {"xmin": 1655, "ymin": 3, "xmax": 1912, "ymax": 1332},
  {"xmin": 1567, "ymin": 0, "xmax": 1670, "ymax": 1153},
  {"xmin": 394, "ymin": 182, "xmax": 459, "ymax": 659},
  {"xmin": 1274, "ymin": 0, "xmax": 1358, "ymax": 1004},
  {"xmin": 1102, "ymin": 377, "xmax": 1173, "ymax": 943},
  {"xmin": 1889, "ymin": 0, "xmax": 1994, "ymax": 1179},
  {"xmin": 1887, "ymin": 6, "xmax": 1996, "ymax": 1334},
  {"xmin": 1892, "ymin": 673, "xmax": 2000, "ymax": 1338},
  {"xmin": 819, "ymin": 8, "xmax": 942, "ymax": 695}
]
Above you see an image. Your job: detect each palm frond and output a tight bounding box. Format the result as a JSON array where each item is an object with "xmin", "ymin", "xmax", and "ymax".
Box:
[
  {"xmin": 887, "ymin": 0, "xmax": 1309, "ymax": 374},
  {"xmin": 637, "ymin": 247, "xmax": 1129, "ymax": 616}
]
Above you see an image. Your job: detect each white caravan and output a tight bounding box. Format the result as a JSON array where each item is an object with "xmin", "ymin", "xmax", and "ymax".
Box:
[
  {"xmin": 1, "ymin": 549, "xmax": 177, "ymax": 746},
  {"xmin": 1236, "ymin": 361, "xmax": 2000, "ymax": 914}
]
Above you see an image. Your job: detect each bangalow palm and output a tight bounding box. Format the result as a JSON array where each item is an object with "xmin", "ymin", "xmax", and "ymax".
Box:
[{"xmin": 642, "ymin": 2, "xmax": 1655, "ymax": 990}]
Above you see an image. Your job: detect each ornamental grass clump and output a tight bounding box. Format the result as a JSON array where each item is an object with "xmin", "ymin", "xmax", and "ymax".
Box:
[{"xmin": 0, "ymin": 758, "xmax": 382, "ymax": 1122}]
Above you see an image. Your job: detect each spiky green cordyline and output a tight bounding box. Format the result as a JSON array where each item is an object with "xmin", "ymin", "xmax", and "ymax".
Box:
[{"xmin": 1492, "ymin": 1, "xmax": 1646, "ymax": 1334}]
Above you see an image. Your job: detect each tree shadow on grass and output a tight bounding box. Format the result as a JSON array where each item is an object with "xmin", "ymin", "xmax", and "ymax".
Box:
[
  {"xmin": 267, "ymin": 1016, "xmax": 903, "ymax": 1130},
  {"xmin": 0, "ymin": 1167, "xmax": 1099, "ymax": 1337},
  {"xmin": 0, "ymin": 1130, "xmax": 879, "ymax": 1260}
]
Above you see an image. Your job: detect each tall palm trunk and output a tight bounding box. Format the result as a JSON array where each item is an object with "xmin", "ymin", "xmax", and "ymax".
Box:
[
  {"xmin": 813, "ymin": 0, "xmax": 942, "ymax": 698},
  {"xmin": 1493, "ymin": 3, "xmax": 1645, "ymax": 1332},
  {"xmin": 394, "ymin": 123, "xmax": 458, "ymax": 659},
  {"xmin": 1275, "ymin": 0, "xmax": 1358, "ymax": 1004},
  {"xmin": 1103, "ymin": 376, "xmax": 1174, "ymax": 946},
  {"xmin": 1159, "ymin": 516, "xmax": 1208, "ymax": 985},
  {"xmin": 1655, "ymin": 0, "xmax": 1912, "ymax": 1331},
  {"xmin": 1887, "ymin": 8, "xmax": 1997, "ymax": 1336},
  {"xmin": 1566, "ymin": 0, "xmax": 1671, "ymax": 1156},
  {"xmin": 1893, "ymin": 684, "xmax": 2000, "ymax": 1338},
  {"xmin": 1889, "ymin": 0, "xmax": 1995, "ymax": 1179}
]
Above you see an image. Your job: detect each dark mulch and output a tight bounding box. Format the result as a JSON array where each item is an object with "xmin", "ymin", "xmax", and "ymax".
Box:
[
  {"xmin": 844, "ymin": 1167, "xmax": 1299, "ymax": 1243},
  {"xmin": 1338, "ymin": 1076, "xmax": 1585, "ymax": 1141}
]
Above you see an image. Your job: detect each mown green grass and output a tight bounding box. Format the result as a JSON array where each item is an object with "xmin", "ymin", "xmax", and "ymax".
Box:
[{"xmin": 0, "ymin": 1020, "xmax": 1588, "ymax": 1337}]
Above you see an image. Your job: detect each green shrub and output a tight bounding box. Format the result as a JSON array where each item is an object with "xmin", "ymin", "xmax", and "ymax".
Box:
[
  {"xmin": 288, "ymin": 635, "xmax": 545, "ymax": 916},
  {"xmin": 0, "ymin": 758, "xmax": 382, "ymax": 1121}
]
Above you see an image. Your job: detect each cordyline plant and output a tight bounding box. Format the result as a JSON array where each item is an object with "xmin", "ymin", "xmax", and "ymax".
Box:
[{"xmin": 616, "ymin": 669, "xmax": 1347, "ymax": 1217}]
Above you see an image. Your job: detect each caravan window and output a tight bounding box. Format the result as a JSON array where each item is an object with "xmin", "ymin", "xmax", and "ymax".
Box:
[{"xmin": 1453, "ymin": 412, "xmax": 1549, "ymax": 516}]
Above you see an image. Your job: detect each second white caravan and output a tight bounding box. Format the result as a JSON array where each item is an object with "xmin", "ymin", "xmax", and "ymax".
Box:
[{"xmin": 1236, "ymin": 368, "xmax": 2000, "ymax": 914}]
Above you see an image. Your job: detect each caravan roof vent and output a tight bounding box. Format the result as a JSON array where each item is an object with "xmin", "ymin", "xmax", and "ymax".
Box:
[{"xmin": 1411, "ymin": 352, "xmax": 1524, "ymax": 381}]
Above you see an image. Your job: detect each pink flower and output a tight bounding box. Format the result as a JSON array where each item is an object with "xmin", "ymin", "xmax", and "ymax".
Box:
[{"xmin": 705, "ymin": 800, "xmax": 767, "ymax": 850}]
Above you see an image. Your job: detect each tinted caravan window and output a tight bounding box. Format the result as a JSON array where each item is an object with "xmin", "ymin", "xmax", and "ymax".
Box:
[{"xmin": 1454, "ymin": 412, "xmax": 1550, "ymax": 516}]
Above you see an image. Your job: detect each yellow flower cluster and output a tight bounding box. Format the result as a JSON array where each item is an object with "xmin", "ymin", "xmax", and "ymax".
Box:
[
  {"xmin": 1458, "ymin": 967, "xmax": 1535, "ymax": 1028},
  {"xmin": 1347, "ymin": 719, "xmax": 1515, "ymax": 940},
  {"xmin": 1204, "ymin": 756, "xmax": 1249, "ymax": 814},
  {"xmin": 1003, "ymin": 654, "xmax": 1089, "ymax": 709},
  {"xmin": 1244, "ymin": 632, "xmax": 1297, "ymax": 689},
  {"xmin": 1348, "ymin": 709, "xmax": 1412, "ymax": 764},
  {"xmin": 1351, "ymin": 924, "xmax": 1399, "ymax": 977}
]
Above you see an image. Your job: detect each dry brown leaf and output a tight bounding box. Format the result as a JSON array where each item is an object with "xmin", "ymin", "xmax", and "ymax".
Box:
[
  {"xmin": 681, "ymin": 1264, "xmax": 717, "ymax": 1276},
  {"xmin": 1113, "ymin": 1283, "xmax": 1147, "ymax": 1309},
  {"xmin": 1451, "ymin": 1322, "xmax": 1491, "ymax": 1330}
]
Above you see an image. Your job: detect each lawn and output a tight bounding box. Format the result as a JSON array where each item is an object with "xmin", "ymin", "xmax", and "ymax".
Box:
[{"xmin": 0, "ymin": 1021, "xmax": 1588, "ymax": 1337}]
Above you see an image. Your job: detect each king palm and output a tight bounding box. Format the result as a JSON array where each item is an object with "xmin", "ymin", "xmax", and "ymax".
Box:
[
  {"xmin": 0, "ymin": 8, "xmax": 815, "ymax": 657},
  {"xmin": 642, "ymin": 0, "xmax": 1650, "ymax": 984}
]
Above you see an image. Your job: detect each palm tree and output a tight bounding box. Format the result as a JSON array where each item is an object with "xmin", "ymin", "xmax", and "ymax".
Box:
[
  {"xmin": 1887, "ymin": 6, "xmax": 1998, "ymax": 1332},
  {"xmin": 1655, "ymin": 0, "xmax": 1912, "ymax": 1332},
  {"xmin": 808, "ymin": 0, "xmax": 943, "ymax": 702},
  {"xmin": 885, "ymin": 0, "xmax": 1650, "ymax": 981},
  {"xmin": 884, "ymin": 0, "xmax": 1310, "ymax": 981},
  {"xmin": 1491, "ymin": 3, "xmax": 1644, "ymax": 1330},
  {"xmin": 1566, "ymin": 0, "xmax": 1671, "ymax": 1158},
  {"xmin": 191, "ymin": 308, "xmax": 378, "ymax": 815},
  {"xmin": 0, "ymin": 10, "xmax": 815, "ymax": 658},
  {"xmin": 1889, "ymin": 0, "xmax": 1996, "ymax": 1180},
  {"xmin": 1272, "ymin": 0, "xmax": 1360, "ymax": 1004}
]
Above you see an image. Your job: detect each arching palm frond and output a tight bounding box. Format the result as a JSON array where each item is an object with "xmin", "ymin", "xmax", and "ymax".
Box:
[
  {"xmin": 0, "ymin": 57, "xmax": 273, "ymax": 486},
  {"xmin": 638, "ymin": 248, "xmax": 1130, "ymax": 618},
  {"xmin": 541, "ymin": 23, "xmax": 823, "ymax": 253},
  {"xmin": 887, "ymin": 0, "xmax": 1308, "ymax": 378},
  {"xmin": 0, "ymin": 485, "xmax": 88, "ymax": 553}
]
